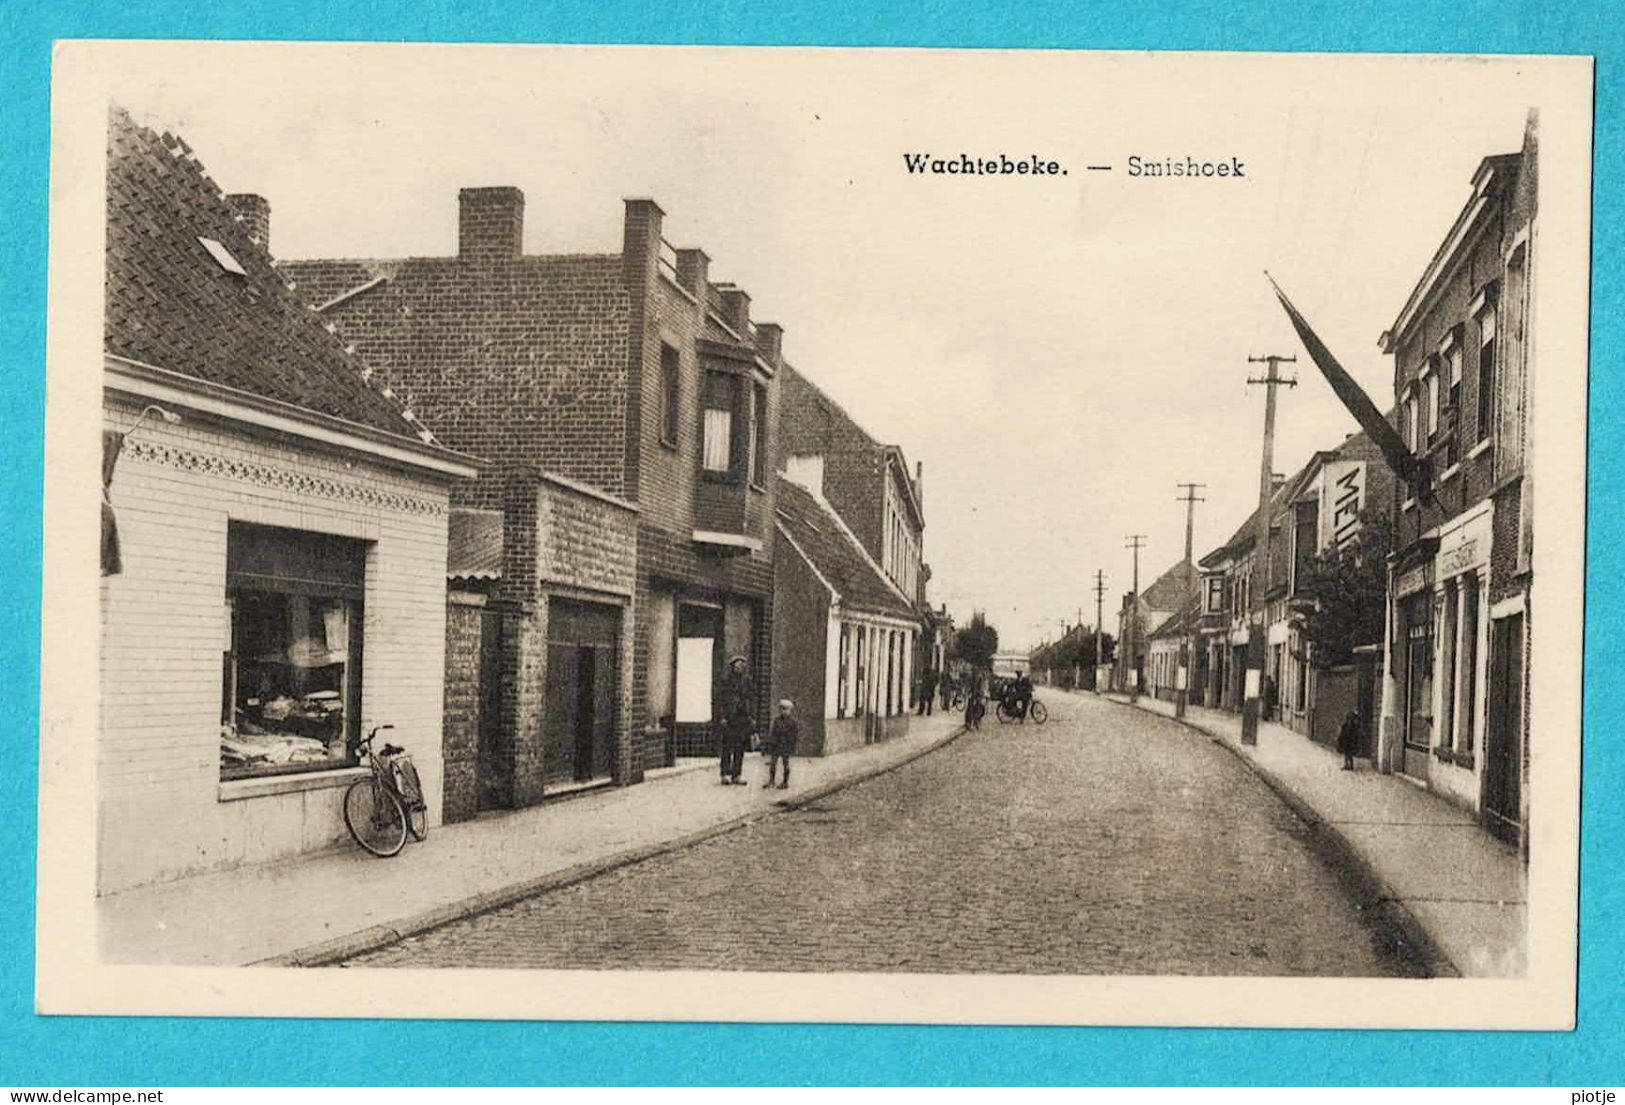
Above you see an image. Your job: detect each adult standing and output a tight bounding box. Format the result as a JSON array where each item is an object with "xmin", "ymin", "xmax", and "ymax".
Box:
[
  {"xmin": 917, "ymin": 669, "xmax": 938, "ymax": 716},
  {"xmin": 1337, "ymin": 710, "xmax": 1362, "ymax": 771},
  {"xmin": 716, "ymin": 654, "xmax": 755, "ymax": 785}
]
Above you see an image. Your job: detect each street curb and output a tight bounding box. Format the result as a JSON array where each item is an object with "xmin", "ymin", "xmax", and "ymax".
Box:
[
  {"xmin": 1100, "ymin": 695, "xmax": 1461, "ymax": 980},
  {"xmin": 255, "ymin": 723, "xmax": 968, "ymax": 968}
]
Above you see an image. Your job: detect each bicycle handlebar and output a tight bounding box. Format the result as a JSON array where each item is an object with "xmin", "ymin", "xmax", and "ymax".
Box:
[{"xmin": 355, "ymin": 724, "xmax": 398, "ymax": 757}]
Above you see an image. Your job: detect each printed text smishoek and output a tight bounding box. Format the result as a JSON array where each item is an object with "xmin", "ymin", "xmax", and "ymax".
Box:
[{"xmin": 902, "ymin": 153, "xmax": 1248, "ymax": 177}]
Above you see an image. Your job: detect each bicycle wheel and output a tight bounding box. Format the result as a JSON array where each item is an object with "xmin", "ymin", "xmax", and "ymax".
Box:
[
  {"xmin": 344, "ymin": 777, "xmax": 407, "ymax": 857},
  {"xmin": 395, "ymin": 759, "xmax": 429, "ymax": 842},
  {"xmin": 995, "ymin": 701, "xmax": 1013, "ymax": 724},
  {"xmin": 1029, "ymin": 700, "xmax": 1049, "ymax": 725}
]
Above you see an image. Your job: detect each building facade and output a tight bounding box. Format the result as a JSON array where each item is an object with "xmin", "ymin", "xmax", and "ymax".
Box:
[
  {"xmin": 1114, "ymin": 560, "xmax": 1197, "ymax": 693},
  {"xmin": 772, "ymin": 473, "xmax": 921, "ymax": 754},
  {"xmin": 1377, "ymin": 116, "xmax": 1538, "ymax": 848},
  {"xmin": 1259, "ymin": 432, "xmax": 1396, "ymax": 748},
  {"xmin": 284, "ymin": 190, "xmax": 782, "ymax": 800},
  {"xmin": 775, "ymin": 363, "xmax": 929, "ymax": 720},
  {"xmin": 100, "ymin": 108, "xmax": 477, "ymax": 893}
]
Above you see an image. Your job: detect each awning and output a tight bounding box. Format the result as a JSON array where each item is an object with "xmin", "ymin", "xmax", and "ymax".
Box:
[{"xmin": 447, "ymin": 507, "xmax": 504, "ymax": 581}]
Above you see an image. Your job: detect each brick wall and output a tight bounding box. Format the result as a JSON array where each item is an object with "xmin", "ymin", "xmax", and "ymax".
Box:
[
  {"xmin": 1390, "ymin": 173, "xmax": 1521, "ymax": 556},
  {"xmin": 442, "ymin": 596, "xmax": 484, "ymax": 823},
  {"xmin": 777, "ymin": 363, "xmax": 887, "ymax": 559},
  {"xmin": 629, "ymin": 241, "xmax": 779, "ymax": 750},
  {"xmin": 279, "ymin": 251, "xmax": 633, "ymax": 499},
  {"xmin": 1489, "ymin": 480, "xmax": 1524, "ymax": 602},
  {"xmin": 99, "ymin": 395, "xmax": 452, "ymax": 893},
  {"xmin": 770, "ymin": 533, "xmax": 831, "ymax": 754},
  {"xmin": 536, "ymin": 477, "xmax": 638, "ymax": 789}
]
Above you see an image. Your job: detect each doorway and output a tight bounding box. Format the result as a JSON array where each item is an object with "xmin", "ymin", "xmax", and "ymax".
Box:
[
  {"xmin": 1483, "ymin": 613, "xmax": 1525, "ymax": 844},
  {"xmin": 1397, "ymin": 617, "xmax": 1436, "ymax": 780},
  {"xmin": 673, "ymin": 602, "xmax": 723, "ymax": 757},
  {"xmin": 542, "ymin": 597, "xmax": 621, "ymax": 787}
]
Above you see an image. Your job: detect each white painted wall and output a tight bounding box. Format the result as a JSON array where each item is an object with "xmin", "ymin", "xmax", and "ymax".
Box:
[{"xmin": 99, "ymin": 396, "xmax": 453, "ymax": 894}]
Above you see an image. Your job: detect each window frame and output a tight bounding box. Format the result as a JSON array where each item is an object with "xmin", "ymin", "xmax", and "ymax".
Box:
[
  {"xmin": 659, "ymin": 343, "xmax": 681, "ymax": 449},
  {"xmin": 700, "ymin": 368, "xmax": 744, "ymax": 481},
  {"xmin": 1475, "ymin": 284, "xmax": 1500, "ymax": 446},
  {"xmin": 220, "ymin": 522, "xmax": 367, "ymax": 783},
  {"xmin": 749, "ymin": 379, "xmax": 769, "ymax": 489}
]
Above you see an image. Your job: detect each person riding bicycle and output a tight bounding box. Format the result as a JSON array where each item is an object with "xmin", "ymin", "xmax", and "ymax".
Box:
[{"xmin": 1008, "ymin": 670, "xmax": 1034, "ymax": 720}]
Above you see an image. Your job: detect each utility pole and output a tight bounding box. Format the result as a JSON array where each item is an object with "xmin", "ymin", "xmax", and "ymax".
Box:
[
  {"xmin": 1175, "ymin": 482, "xmax": 1206, "ymax": 719},
  {"xmin": 1240, "ymin": 354, "xmax": 1297, "ymax": 745},
  {"xmin": 1074, "ymin": 606, "xmax": 1085, "ymax": 689},
  {"xmin": 1093, "ymin": 570, "xmax": 1106, "ymax": 694},
  {"xmin": 1125, "ymin": 535, "xmax": 1146, "ymax": 702}
]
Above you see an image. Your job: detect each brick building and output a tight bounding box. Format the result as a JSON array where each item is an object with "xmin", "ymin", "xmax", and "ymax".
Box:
[
  {"xmin": 1193, "ymin": 429, "xmax": 1394, "ymax": 735},
  {"xmin": 775, "ymin": 363, "xmax": 930, "ymax": 716},
  {"xmin": 1114, "ymin": 560, "xmax": 1196, "ymax": 693},
  {"xmin": 1264, "ymin": 432, "xmax": 1395, "ymax": 750},
  {"xmin": 771, "ymin": 471, "xmax": 922, "ymax": 754},
  {"xmin": 99, "ymin": 108, "xmax": 478, "ymax": 892},
  {"xmin": 1376, "ymin": 114, "xmax": 1538, "ymax": 848},
  {"xmin": 283, "ymin": 189, "xmax": 780, "ymax": 804}
]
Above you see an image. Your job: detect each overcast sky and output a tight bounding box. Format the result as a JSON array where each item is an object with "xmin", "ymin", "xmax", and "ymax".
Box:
[{"xmin": 99, "ymin": 44, "xmax": 1556, "ymax": 649}]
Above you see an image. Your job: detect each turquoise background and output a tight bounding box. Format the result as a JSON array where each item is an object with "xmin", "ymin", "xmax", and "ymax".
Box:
[{"xmin": 2, "ymin": 0, "xmax": 1618, "ymax": 1086}]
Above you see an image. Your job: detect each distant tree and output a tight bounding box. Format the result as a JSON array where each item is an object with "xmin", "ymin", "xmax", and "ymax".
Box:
[
  {"xmin": 1031, "ymin": 628, "xmax": 1117, "ymax": 689},
  {"xmin": 949, "ymin": 612, "xmax": 999, "ymax": 672},
  {"xmin": 1296, "ymin": 506, "xmax": 1394, "ymax": 669}
]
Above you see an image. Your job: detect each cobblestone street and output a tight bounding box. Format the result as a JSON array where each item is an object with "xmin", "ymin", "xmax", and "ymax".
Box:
[{"xmin": 348, "ymin": 694, "xmax": 1424, "ymax": 975}]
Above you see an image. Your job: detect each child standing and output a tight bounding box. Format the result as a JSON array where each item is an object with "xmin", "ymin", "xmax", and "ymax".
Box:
[{"xmin": 765, "ymin": 699, "xmax": 800, "ymax": 789}]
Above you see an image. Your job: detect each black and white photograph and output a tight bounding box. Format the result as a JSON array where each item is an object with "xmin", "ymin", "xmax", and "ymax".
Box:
[{"xmin": 38, "ymin": 41, "xmax": 1591, "ymax": 1028}]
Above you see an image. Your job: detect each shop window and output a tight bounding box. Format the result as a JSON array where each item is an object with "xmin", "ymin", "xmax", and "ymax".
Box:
[
  {"xmin": 660, "ymin": 344, "xmax": 681, "ymax": 447},
  {"xmin": 221, "ymin": 522, "xmax": 367, "ymax": 780}
]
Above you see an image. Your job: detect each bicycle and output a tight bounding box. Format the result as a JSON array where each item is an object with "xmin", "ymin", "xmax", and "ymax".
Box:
[
  {"xmin": 995, "ymin": 696, "xmax": 1049, "ymax": 725},
  {"xmin": 343, "ymin": 725, "xmax": 428, "ymax": 858}
]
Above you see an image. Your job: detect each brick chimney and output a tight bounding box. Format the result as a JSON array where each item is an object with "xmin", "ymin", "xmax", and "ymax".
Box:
[
  {"xmin": 226, "ymin": 194, "xmax": 271, "ymax": 251},
  {"xmin": 459, "ymin": 187, "xmax": 525, "ymax": 262},
  {"xmin": 622, "ymin": 198, "xmax": 664, "ymax": 286},
  {"xmin": 717, "ymin": 285, "xmax": 751, "ymax": 336},
  {"xmin": 753, "ymin": 322, "xmax": 783, "ymax": 366},
  {"xmin": 674, "ymin": 248, "xmax": 710, "ymax": 300}
]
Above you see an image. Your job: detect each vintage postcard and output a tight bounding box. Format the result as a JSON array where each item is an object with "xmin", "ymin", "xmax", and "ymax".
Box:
[{"xmin": 37, "ymin": 41, "xmax": 1592, "ymax": 1027}]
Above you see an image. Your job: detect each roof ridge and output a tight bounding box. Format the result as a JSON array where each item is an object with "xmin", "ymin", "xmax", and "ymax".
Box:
[{"xmin": 107, "ymin": 105, "xmax": 440, "ymax": 447}]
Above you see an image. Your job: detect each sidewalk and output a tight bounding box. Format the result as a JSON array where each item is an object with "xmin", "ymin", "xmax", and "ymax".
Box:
[
  {"xmin": 1102, "ymin": 691, "xmax": 1526, "ymax": 978},
  {"xmin": 99, "ymin": 711, "xmax": 965, "ymax": 967}
]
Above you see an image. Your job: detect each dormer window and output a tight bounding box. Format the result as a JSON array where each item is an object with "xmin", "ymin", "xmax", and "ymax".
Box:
[{"xmin": 198, "ymin": 236, "xmax": 248, "ymax": 277}]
